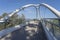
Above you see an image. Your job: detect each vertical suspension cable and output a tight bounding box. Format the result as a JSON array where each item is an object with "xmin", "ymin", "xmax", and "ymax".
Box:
[
  {"xmin": 36, "ymin": 6, "xmax": 40, "ymax": 20},
  {"xmin": 39, "ymin": 6, "xmax": 42, "ymax": 20},
  {"xmin": 35, "ymin": 7, "xmax": 38, "ymax": 19},
  {"xmin": 38, "ymin": 6, "xmax": 41, "ymax": 20},
  {"xmin": 41, "ymin": 6, "xmax": 44, "ymax": 19},
  {"xmin": 43, "ymin": 6, "xmax": 47, "ymax": 19},
  {"xmin": 44, "ymin": 6, "xmax": 46, "ymax": 19},
  {"xmin": 37, "ymin": 6, "xmax": 40, "ymax": 20}
]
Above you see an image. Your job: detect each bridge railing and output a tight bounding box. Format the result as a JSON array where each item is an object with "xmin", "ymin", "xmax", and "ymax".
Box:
[
  {"xmin": 0, "ymin": 23, "xmax": 26, "ymax": 39},
  {"xmin": 41, "ymin": 18, "xmax": 60, "ymax": 40}
]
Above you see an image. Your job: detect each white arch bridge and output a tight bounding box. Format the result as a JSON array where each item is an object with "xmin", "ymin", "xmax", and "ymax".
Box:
[{"xmin": 0, "ymin": 3, "xmax": 60, "ymax": 40}]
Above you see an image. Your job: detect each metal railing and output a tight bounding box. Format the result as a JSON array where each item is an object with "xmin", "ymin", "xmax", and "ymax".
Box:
[
  {"xmin": 0, "ymin": 23, "xmax": 26, "ymax": 39},
  {"xmin": 41, "ymin": 18, "xmax": 60, "ymax": 40},
  {"xmin": 0, "ymin": 20, "xmax": 32, "ymax": 39}
]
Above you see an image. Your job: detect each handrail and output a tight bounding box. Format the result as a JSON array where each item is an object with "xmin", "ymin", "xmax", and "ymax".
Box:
[
  {"xmin": 42, "ymin": 19, "xmax": 60, "ymax": 27},
  {"xmin": 41, "ymin": 21, "xmax": 57, "ymax": 40},
  {"xmin": 0, "ymin": 23, "xmax": 26, "ymax": 38}
]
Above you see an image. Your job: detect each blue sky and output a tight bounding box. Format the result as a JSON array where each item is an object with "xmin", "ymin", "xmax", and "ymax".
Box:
[{"xmin": 0, "ymin": 0, "xmax": 60, "ymax": 19}]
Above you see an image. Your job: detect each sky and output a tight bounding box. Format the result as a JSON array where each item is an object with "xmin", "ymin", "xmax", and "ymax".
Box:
[{"xmin": 0, "ymin": 0, "xmax": 60, "ymax": 19}]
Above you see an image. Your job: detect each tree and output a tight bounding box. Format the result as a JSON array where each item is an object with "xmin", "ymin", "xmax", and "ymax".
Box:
[
  {"xmin": 0, "ymin": 13, "xmax": 26, "ymax": 30},
  {"xmin": 21, "ymin": 14, "xmax": 25, "ymax": 23},
  {"xmin": 0, "ymin": 16, "xmax": 2, "ymax": 19},
  {"xmin": 2, "ymin": 13, "xmax": 8, "ymax": 17}
]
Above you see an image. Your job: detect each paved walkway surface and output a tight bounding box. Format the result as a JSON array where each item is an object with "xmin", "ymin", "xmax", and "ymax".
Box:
[{"xmin": 1, "ymin": 22, "xmax": 47, "ymax": 40}]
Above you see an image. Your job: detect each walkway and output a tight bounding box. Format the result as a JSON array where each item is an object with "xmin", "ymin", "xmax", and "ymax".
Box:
[{"xmin": 1, "ymin": 22, "xmax": 47, "ymax": 40}]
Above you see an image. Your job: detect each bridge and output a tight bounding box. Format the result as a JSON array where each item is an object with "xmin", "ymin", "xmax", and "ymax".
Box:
[{"xmin": 0, "ymin": 3, "xmax": 60, "ymax": 40}]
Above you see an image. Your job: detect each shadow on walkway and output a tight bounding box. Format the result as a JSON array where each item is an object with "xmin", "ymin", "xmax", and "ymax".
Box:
[{"xmin": 4, "ymin": 22, "xmax": 47, "ymax": 40}]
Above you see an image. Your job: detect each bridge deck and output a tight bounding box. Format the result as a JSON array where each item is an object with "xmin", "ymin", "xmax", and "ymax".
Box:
[{"xmin": 1, "ymin": 22, "xmax": 47, "ymax": 40}]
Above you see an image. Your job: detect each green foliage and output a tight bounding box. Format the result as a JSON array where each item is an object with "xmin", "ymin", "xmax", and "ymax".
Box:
[
  {"xmin": 2, "ymin": 13, "xmax": 8, "ymax": 17},
  {"xmin": 0, "ymin": 13, "xmax": 25, "ymax": 30},
  {"xmin": 52, "ymin": 20, "xmax": 59, "ymax": 24}
]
